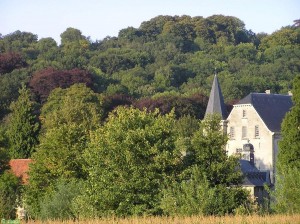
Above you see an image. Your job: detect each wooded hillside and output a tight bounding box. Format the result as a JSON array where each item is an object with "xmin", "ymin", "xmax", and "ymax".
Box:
[
  {"xmin": 0, "ymin": 15, "xmax": 300, "ymax": 219},
  {"xmin": 0, "ymin": 15, "xmax": 299, "ymax": 119}
]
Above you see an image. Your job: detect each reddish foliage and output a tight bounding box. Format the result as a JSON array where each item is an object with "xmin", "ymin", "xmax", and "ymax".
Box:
[
  {"xmin": 0, "ymin": 52, "xmax": 27, "ymax": 74},
  {"xmin": 133, "ymin": 93, "xmax": 208, "ymax": 119},
  {"xmin": 226, "ymin": 99, "xmax": 239, "ymax": 115},
  {"xmin": 29, "ymin": 67, "xmax": 93, "ymax": 102},
  {"xmin": 103, "ymin": 94, "xmax": 133, "ymax": 118}
]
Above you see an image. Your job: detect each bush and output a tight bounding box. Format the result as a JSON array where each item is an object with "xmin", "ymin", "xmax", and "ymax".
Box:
[{"xmin": 38, "ymin": 179, "xmax": 83, "ymax": 220}]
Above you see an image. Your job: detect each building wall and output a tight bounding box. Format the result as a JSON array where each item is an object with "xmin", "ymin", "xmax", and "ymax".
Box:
[
  {"xmin": 244, "ymin": 186, "xmax": 269, "ymax": 205},
  {"xmin": 226, "ymin": 104, "xmax": 275, "ymax": 176}
]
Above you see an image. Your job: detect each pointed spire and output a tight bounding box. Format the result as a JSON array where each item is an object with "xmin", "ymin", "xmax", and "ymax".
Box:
[{"xmin": 205, "ymin": 74, "xmax": 227, "ymax": 119}]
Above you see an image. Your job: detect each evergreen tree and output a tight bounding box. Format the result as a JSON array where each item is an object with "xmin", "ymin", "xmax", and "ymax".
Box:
[
  {"xmin": 6, "ymin": 85, "xmax": 39, "ymax": 158},
  {"xmin": 276, "ymin": 76, "xmax": 300, "ymax": 213}
]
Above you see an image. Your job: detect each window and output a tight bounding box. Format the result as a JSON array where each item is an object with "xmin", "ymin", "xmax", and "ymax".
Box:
[
  {"xmin": 255, "ymin": 125, "xmax": 259, "ymax": 138},
  {"xmin": 236, "ymin": 148, "xmax": 242, "ymax": 153},
  {"xmin": 242, "ymin": 126, "xmax": 247, "ymax": 138},
  {"xmin": 230, "ymin": 127, "xmax": 235, "ymax": 139},
  {"xmin": 242, "ymin": 110, "xmax": 246, "ymax": 118}
]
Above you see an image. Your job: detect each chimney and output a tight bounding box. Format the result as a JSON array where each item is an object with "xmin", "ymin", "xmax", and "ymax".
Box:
[{"xmin": 265, "ymin": 90, "xmax": 271, "ymax": 94}]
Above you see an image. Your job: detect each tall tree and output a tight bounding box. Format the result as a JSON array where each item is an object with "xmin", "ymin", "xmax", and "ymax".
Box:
[
  {"xmin": 276, "ymin": 75, "xmax": 300, "ymax": 213},
  {"xmin": 80, "ymin": 107, "xmax": 180, "ymax": 217},
  {"xmin": 25, "ymin": 84, "xmax": 103, "ymax": 217},
  {"xmin": 6, "ymin": 85, "xmax": 39, "ymax": 158},
  {"xmin": 278, "ymin": 75, "xmax": 300, "ymax": 171},
  {"xmin": 190, "ymin": 115, "xmax": 243, "ymax": 186},
  {"xmin": 161, "ymin": 115, "xmax": 248, "ymax": 216}
]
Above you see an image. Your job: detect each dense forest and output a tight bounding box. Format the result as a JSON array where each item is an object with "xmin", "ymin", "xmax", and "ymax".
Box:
[{"xmin": 0, "ymin": 15, "xmax": 300, "ymax": 220}]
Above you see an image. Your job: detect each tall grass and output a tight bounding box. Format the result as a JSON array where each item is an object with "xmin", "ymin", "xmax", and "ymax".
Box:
[{"xmin": 24, "ymin": 214, "xmax": 300, "ymax": 224}]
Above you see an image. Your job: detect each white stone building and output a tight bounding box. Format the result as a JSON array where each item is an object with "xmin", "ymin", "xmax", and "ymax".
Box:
[
  {"xmin": 205, "ymin": 75, "xmax": 293, "ymax": 202},
  {"xmin": 226, "ymin": 92, "xmax": 292, "ymax": 183}
]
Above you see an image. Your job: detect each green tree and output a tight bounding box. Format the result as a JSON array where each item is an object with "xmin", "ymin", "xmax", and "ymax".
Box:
[
  {"xmin": 0, "ymin": 148, "xmax": 10, "ymax": 174},
  {"xmin": 275, "ymin": 75, "xmax": 300, "ymax": 213},
  {"xmin": 161, "ymin": 166, "xmax": 249, "ymax": 216},
  {"xmin": 81, "ymin": 107, "xmax": 180, "ymax": 217},
  {"xmin": 60, "ymin": 28, "xmax": 86, "ymax": 46},
  {"xmin": 190, "ymin": 115, "xmax": 243, "ymax": 186},
  {"xmin": 25, "ymin": 84, "xmax": 103, "ymax": 218},
  {"xmin": 0, "ymin": 69, "xmax": 30, "ymax": 119},
  {"xmin": 161, "ymin": 115, "xmax": 248, "ymax": 216},
  {"xmin": 0, "ymin": 30, "xmax": 38, "ymax": 56},
  {"xmin": 40, "ymin": 84, "xmax": 102, "ymax": 131},
  {"xmin": 273, "ymin": 167, "xmax": 300, "ymax": 214},
  {"xmin": 0, "ymin": 171, "xmax": 21, "ymax": 219},
  {"xmin": 6, "ymin": 85, "xmax": 39, "ymax": 158},
  {"xmin": 59, "ymin": 28, "xmax": 90, "ymax": 69},
  {"xmin": 278, "ymin": 75, "xmax": 300, "ymax": 171}
]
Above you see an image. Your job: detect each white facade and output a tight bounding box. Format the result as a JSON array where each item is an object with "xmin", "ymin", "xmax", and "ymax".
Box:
[{"xmin": 226, "ymin": 103, "xmax": 281, "ymax": 183}]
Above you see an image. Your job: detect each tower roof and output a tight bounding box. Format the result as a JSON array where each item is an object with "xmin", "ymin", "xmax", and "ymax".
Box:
[{"xmin": 205, "ymin": 74, "xmax": 227, "ymax": 119}]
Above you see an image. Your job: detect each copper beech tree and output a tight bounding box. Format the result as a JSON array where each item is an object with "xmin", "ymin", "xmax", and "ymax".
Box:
[{"xmin": 29, "ymin": 68, "xmax": 93, "ymax": 102}]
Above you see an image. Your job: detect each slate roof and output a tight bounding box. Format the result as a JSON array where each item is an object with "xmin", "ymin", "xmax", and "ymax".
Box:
[
  {"xmin": 237, "ymin": 93, "xmax": 293, "ymax": 132},
  {"xmin": 205, "ymin": 75, "xmax": 227, "ymax": 119},
  {"xmin": 9, "ymin": 159, "xmax": 32, "ymax": 184},
  {"xmin": 239, "ymin": 160, "xmax": 270, "ymax": 187}
]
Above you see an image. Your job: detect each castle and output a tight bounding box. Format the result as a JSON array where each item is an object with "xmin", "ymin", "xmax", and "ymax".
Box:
[{"xmin": 205, "ymin": 75, "xmax": 293, "ymax": 202}]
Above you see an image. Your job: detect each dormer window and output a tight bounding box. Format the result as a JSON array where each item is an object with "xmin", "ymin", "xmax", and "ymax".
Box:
[{"xmin": 242, "ymin": 110, "xmax": 246, "ymax": 118}]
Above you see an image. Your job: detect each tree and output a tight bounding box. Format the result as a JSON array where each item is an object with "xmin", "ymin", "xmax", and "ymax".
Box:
[
  {"xmin": 160, "ymin": 166, "xmax": 249, "ymax": 216},
  {"xmin": 81, "ymin": 107, "xmax": 180, "ymax": 217},
  {"xmin": 31, "ymin": 37, "xmax": 61, "ymax": 71},
  {"xmin": 0, "ymin": 145, "xmax": 21, "ymax": 219},
  {"xmin": 0, "ymin": 52, "xmax": 27, "ymax": 74},
  {"xmin": 278, "ymin": 75, "xmax": 300, "ymax": 171},
  {"xmin": 6, "ymin": 85, "xmax": 39, "ymax": 158},
  {"xmin": 0, "ymin": 30, "xmax": 38, "ymax": 54},
  {"xmin": 161, "ymin": 115, "xmax": 249, "ymax": 216},
  {"xmin": 190, "ymin": 115, "xmax": 243, "ymax": 186},
  {"xmin": 59, "ymin": 28, "xmax": 90, "ymax": 69},
  {"xmin": 60, "ymin": 28, "xmax": 86, "ymax": 46},
  {"xmin": 0, "ymin": 148, "xmax": 10, "ymax": 175},
  {"xmin": 102, "ymin": 94, "xmax": 133, "ymax": 119},
  {"xmin": 275, "ymin": 75, "xmax": 300, "ymax": 213},
  {"xmin": 0, "ymin": 170, "xmax": 21, "ymax": 219},
  {"xmin": 25, "ymin": 84, "xmax": 103, "ymax": 217},
  {"xmin": 133, "ymin": 94, "xmax": 208, "ymax": 120},
  {"xmin": 29, "ymin": 68, "xmax": 93, "ymax": 102},
  {"xmin": 40, "ymin": 84, "xmax": 103, "ymax": 131},
  {"xmin": 273, "ymin": 167, "xmax": 300, "ymax": 214},
  {"xmin": 0, "ymin": 69, "xmax": 30, "ymax": 119}
]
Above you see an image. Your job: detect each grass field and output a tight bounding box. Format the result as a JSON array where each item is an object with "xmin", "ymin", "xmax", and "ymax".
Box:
[{"xmin": 23, "ymin": 214, "xmax": 300, "ymax": 224}]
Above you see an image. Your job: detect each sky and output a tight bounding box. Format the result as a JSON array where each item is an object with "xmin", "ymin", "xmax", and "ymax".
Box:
[{"xmin": 1, "ymin": 0, "xmax": 299, "ymax": 44}]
